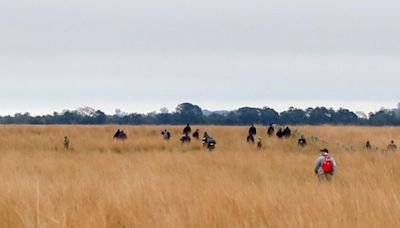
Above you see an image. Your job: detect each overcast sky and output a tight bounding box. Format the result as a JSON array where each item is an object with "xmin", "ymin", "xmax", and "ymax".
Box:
[{"xmin": 1, "ymin": 0, "xmax": 399, "ymax": 115}]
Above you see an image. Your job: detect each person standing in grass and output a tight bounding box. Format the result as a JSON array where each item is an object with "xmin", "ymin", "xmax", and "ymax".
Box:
[
  {"xmin": 183, "ymin": 124, "xmax": 192, "ymax": 135},
  {"xmin": 64, "ymin": 136, "xmax": 70, "ymax": 149},
  {"xmin": 256, "ymin": 136, "xmax": 262, "ymax": 149},
  {"xmin": 248, "ymin": 124, "xmax": 257, "ymax": 136},
  {"xmin": 314, "ymin": 149, "xmax": 337, "ymax": 181},
  {"xmin": 387, "ymin": 140, "xmax": 397, "ymax": 151}
]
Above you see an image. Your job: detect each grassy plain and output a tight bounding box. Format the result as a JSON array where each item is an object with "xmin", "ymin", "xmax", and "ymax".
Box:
[{"xmin": 0, "ymin": 125, "xmax": 399, "ymax": 227}]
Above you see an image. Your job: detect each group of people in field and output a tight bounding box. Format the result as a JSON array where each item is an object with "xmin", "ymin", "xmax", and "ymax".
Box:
[
  {"xmin": 364, "ymin": 140, "xmax": 397, "ymax": 151},
  {"xmin": 159, "ymin": 124, "xmax": 217, "ymax": 151},
  {"xmin": 61, "ymin": 123, "xmax": 398, "ymax": 182}
]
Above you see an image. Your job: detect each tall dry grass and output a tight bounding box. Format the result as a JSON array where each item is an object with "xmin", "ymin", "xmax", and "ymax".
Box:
[{"xmin": 0, "ymin": 125, "xmax": 399, "ymax": 227}]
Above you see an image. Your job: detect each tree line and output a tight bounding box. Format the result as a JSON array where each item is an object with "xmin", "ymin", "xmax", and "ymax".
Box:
[{"xmin": 0, "ymin": 102, "xmax": 399, "ymax": 126}]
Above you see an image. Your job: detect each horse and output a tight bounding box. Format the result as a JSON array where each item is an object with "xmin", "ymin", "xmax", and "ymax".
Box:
[
  {"xmin": 180, "ymin": 134, "xmax": 191, "ymax": 143},
  {"xmin": 202, "ymin": 135, "xmax": 216, "ymax": 151},
  {"xmin": 247, "ymin": 134, "xmax": 255, "ymax": 143}
]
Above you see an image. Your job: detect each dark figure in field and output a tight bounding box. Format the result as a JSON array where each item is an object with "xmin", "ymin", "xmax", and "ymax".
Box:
[
  {"xmin": 192, "ymin": 129, "xmax": 200, "ymax": 139},
  {"xmin": 387, "ymin": 140, "xmax": 397, "ymax": 151},
  {"xmin": 298, "ymin": 135, "xmax": 307, "ymax": 147},
  {"xmin": 183, "ymin": 124, "xmax": 192, "ymax": 135},
  {"xmin": 256, "ymin": 137, "xmax": 262, "ymax": 149},
  {"xmin": 283, "ymin": 126, "xmax": 291, "ymax": 138},
  {"xmin": 113, "ymin": 129, "xmax": 121, "ymax": 139},
  {"xmin": 64, "ymin": 136, "xmax": 70, "ymax": 149},
  {"xmin": 161, "ymin": 129, "xmax": 171, "ymax": 140},
  {"xmin": 247, "ymin": 134, "xmax": 255, "ymax": 144},
  {"xmin": 202, "ymin": 132, "xmax": 216, "ymax": 151},
  {"xmin": 180, "ymin": 133, "xmax": 191, "ymax": 143},
  {"xmin": 114, "ymin": 129, "xmax": 127, "ymax": 140},
  {"xmin": 276, "ymin": 128, "xmax": 284, "ymax": 139},
  {"xmin": 267, "ymin": 125, "xmax": 275, "ymax": 137},
  {"xmin": 248, "ymin": 124, "xmax": 257, "ymax": 136},
  {"xmin": 364, "ymin": 141, "xmax": 372, "ymax": 150}
]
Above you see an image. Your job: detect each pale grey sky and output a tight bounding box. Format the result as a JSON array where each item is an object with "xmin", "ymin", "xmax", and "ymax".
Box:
[{"xmin": 1, "ymin": 0, "xmax": 399, "ymax": 114}]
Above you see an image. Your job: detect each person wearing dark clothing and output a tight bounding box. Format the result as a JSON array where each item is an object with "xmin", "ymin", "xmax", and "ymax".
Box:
[
  {"xmin": 364, "ymin": 141, "xmax": 372, "ymax": 150},
  {"xmin": 298, "ymin": 135, "xmax": 307, "ymax": 147},
  {"xmin": 113, "ymin": 129, "xmax": 121, "ymax": 139},
  {"xmin": 276, "ymin": 128, "xmax": 284, "ymax": 139},
  {"xmin": 202, "ymin": 132, "xmax": 216, "ymax": 151},
  {"xmin": 248, "ymin": 125, "xmax": 257, "ymax": 136},
  {"xmin": 192, "ymin": 129, "xmax": 200, "ymax": 139},
  {"xmin": 64, "ymin": 136, "xmax": 70, "ymax": 149},
  {"xmin": 267, "ymin": 125, "xmax": 274, "ymax": 137},
  {"xmin": 183, "ymin": 124, "xmax": 192, "ymax": 135},
  {"xmin": 283, "ymin": 126, "xmax": 291, "ymax": 138}
]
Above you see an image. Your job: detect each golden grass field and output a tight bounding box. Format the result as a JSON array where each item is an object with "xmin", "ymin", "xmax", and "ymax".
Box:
[{"xmin": 0, "ymin": 125, "xmax": 399, "ymax": 227}]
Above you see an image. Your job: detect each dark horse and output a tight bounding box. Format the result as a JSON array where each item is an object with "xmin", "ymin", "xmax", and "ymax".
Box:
[
  {"xmin": 180, "ymin": 134, "xmax": 191, "ymax": 143},
  {"xmin": 247, "ymin": 134, "xmax": 255, "ymax": 143},
  {"xmin": 113, "ymin": 129, "xmax": 127, "ymax": 140},
  {"xmin": 202, "ymin": 133, "xmax": 216, "ymax": 151}
]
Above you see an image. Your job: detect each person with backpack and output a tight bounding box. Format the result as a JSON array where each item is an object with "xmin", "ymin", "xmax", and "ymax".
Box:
[
  {"xmin": 314, "ymin": 148, "xmax": 337, "ymax": 181},
  {"xmin": 161, "ymin": 129, "xmax": 171, "ymax": 140}
]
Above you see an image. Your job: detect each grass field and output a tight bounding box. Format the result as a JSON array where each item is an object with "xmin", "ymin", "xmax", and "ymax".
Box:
[{"xmin": 0, "ymin": 125, "xmax": 399, "ymax": 227}]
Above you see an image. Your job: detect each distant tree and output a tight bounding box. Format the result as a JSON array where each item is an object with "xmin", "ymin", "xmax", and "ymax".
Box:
[
  {"xmin": 280, "ymin": 107, "xmax": 307, "ymax": 124},
  {"xmin": 207, "ymin": 113, "xmax": 226, "ymax": 125},
  {"xmin": 174, "ymin": 103, "xmax": 204, "ymax": 124},
  {"xmin": 237, "ymin": 107, "xmax": 261, "ymax": 125},
  {"xmin": 259, "ymin": 107, "xmax": 279, "ymax": 125},
  {"xmin": 306, "ymin": 107, "xmax": 334, "ymax": 124},
  {"xmin": 331, "ymin": 108, "xmax": 359, "ymax": 125}
]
